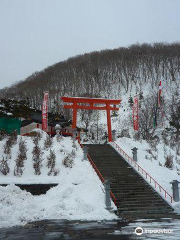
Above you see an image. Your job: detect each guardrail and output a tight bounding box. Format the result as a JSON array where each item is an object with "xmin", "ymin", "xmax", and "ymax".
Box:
[
  {"xmin": 111, "ymin": 142, "xmax": 173, "ymax": 204},
  {"xmin": 87, "ymin": 153, "xmax": 117, "ymax": 205},
  {"xmin": 79, "ymin": 143, "xmax": 117, "ymax": 205}
]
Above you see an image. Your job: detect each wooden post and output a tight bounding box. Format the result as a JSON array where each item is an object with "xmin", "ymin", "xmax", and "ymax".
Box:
[
  {"xmin": 72, "ymin": 102, "xmax": 77, "ymax": 129},
  {"xmin": 106, "ymin": 103, "xmax": 112, "ymax": 142}
]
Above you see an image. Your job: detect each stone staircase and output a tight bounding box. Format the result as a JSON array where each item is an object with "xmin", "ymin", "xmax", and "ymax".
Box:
[{"xmin": 87, "ymin": 144, "xmax": 174, "ymax": 219}]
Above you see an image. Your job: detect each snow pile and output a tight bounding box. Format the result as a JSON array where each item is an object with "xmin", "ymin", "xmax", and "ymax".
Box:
[
  {"xmin": 0, "ymin": 134, "xmax": 117, "ymax": 228},
  {"xmin": 114, "ymin": 137, "xmax": 180, "ymax": 212},
  {"xmin": 0, "ymin": 178, "xmax": 116, "ymax": 228}
]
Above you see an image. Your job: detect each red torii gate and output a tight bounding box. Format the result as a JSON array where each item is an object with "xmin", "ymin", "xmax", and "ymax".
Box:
[{"xmin": 61, "ymin": 97, "xmax": 121, "ymax": 142}]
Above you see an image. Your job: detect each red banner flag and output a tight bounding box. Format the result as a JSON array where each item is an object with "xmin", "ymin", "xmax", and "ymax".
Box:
[
  {"xmin": 42, "ymin": 91, "xmax": 49, "ymax": 131},
  {"xmin": 44, "ymin": 91, "xmax": 49, "ymax": 102},
  {"xmin": 133, "ymin": 95, "xmax": 139, "ymax": 131}
]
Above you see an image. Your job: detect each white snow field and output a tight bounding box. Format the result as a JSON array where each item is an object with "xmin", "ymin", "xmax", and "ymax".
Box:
[{"xmin": 0, "ymin": 131, "xmax": 117, "ymax": 228}]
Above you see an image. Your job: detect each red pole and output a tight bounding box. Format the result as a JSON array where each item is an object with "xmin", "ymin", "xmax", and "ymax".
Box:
[
  {"xmin": 72, "ymin": 102, "xmax": 77, "ymax": 129},
  {"xmin": 106, "ymin": 103, "xmax": 112, "ymax": 142}
]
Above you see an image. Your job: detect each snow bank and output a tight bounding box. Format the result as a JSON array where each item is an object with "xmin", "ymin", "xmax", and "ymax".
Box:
[
  {"xmin": 0, "ymin": 135, "xmax": 117, "ymax": 228},
  {"xmin": 0, "ymin": 179, "xmax": 116, "ymax": 228}
]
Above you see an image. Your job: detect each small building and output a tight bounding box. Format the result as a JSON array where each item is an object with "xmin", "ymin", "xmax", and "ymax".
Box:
[
  {"xmin": 0, "ymin": 117, "xmax": 21, "ymax": 134},
  {"xmin": 20, "ymin": 111, "xmax": 72, "ymax": 136}
]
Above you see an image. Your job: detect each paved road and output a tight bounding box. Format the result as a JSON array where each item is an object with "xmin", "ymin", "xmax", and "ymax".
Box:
[
  {"xmin": 1, "ymin": 218, "xmax": 180, "ymax": 240},
  {"xmin": 0, "ymin": 219, "xmax": 130, "ymax": 240}
]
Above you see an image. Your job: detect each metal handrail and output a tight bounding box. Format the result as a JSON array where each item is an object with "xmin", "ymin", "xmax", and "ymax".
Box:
[
  {"xmin": 111, "ymin": 142, "xmax": 173, "ymax": 204},
  {"xmin": 79, "ymin": 143, "xmax": 117, "ymax": 205},
  {"xmin": 87, "ymin": 154, "xmax": 117, "ymax": 205}
]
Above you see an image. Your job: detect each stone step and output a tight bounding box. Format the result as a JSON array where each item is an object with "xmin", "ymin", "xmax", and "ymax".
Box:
[
  {"xmin": 116, "ymin": 201, "xmax": 171, "ymax": 207},
  {"xmin": 111, "ymin": 185, "xmax": 151, "ymax": 189},
  {"xmin": 116, "ymin": 200, "xmax": 169, "ymax": 205},
  {"xmin": 113, "ymin": 192, "xmax": 161, "ymax": 197},
  {"xmin": 86, "ymin": 144, "xmax": 173, "ymax": 218},
  {"xmin": 118, "ymin": 208, "xmax": 172, "ymax": 213},
  {"xmin": 112, "ymin": 189, "xmax": 156, "ymax": 193}
]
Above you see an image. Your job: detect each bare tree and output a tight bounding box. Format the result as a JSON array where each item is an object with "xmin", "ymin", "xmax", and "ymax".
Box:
[{"xmin": 138, "ymin": 95, "xmax": 156, "ymax": 140}]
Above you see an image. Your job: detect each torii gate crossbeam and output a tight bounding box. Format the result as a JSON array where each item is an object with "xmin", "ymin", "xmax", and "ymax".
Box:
[{"xmin": 61, "ymin": 97, "xmax": 121, "ymax": 142}]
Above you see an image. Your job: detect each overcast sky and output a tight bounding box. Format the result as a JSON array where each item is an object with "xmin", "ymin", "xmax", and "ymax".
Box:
[{"xmin": 0, "ymin": 0, "xmax": 180, "ymax": 89}]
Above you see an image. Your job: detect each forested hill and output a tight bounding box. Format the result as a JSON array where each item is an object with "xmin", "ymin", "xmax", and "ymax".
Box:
[{"xmin": 0, "ymin": 43, "xmax": 180, "ymax": 111}]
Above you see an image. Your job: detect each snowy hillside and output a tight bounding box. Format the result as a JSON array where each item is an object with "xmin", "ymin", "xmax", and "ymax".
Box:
[{"xmin": 0, "ymin": 131, "xmax": 117, "ymax": 228}]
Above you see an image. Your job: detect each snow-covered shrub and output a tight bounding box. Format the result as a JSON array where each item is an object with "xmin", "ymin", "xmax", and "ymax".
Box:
[
  {"xmin": 14, "ymin": 152, "xmax": 25, "ymax": 176},
  {"xmin": 33, "ymin": 133, "xmax": 41, "ymax": 146},
  {"xmin": 0, "ymin": 156, "xmax": 10, "ymax": 175},
  {"xmin": 32, "ymin": 144, "xmax": 43, "ymax": 175},
  {"xmin": 0, "ymin": 129, "xmax": 7, "ymax": 141},
  {"xmin": 120, "ymin": 129, "xmax": 130, "ymax": 138},
  {"xmin": 14, "ymin": 138, "xmax": 27, "ymax": 176},
  {"xmin": 146, "ymin": 149, "xmax": 152, "ymax": 154},
  {"xmin": 62, "ymin": 150, "xmax": 75, "ymax": 168},
  {"xmin": 159, "ymin": 162, "xmax": 162, "ymax": 167},
  {"xmin": 169, "ymin": 134, "xmax": 177, "ymax": 149},
  {"xmin": 3, "ymin": 138, "xmax": 12, "ymax": 159},
  {"xmin": 162, "ymin": 131, "xmax": 169, "ymax": 146},
  {"xmin": 47, "ymin": 149, "xmax": 59, "ymax": 176},
  {"xmin": 10, "ymin": 130, "xmax": 18, "ymax": 145},
  {"xmin": 19, "ymin": 138, "xmax": 27, "ymax": 160},
  {"xmin": 60, "ymin": 148, "xmax": 66, "ymax": 154},
  {"xmin": 148, "ymin": 136, "xmax": 159, "ymax": 151},
  {"xmin": 44, "ymin": 135, "xmax": 53, "ymax": 149},
  {"xmin": 164, "ymin": 152, "xmax": 174, "ymax": 169},
  {"xmin": 133, "ymin": 131, "xmax": 141, "ymax": 141},
  {"xmin": 175, "ymin": 144, "xmax": 180, "ymax": 157}
]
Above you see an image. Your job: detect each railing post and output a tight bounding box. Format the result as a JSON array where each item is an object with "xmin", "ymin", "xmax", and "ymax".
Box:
[
  {"xmin": 83, "ymin": 146, "xmax": 89, "ymax": 161},
  {"xmin": 170, "ymin": 180, "xmax": 180, "ymax": 202},
  {"xmin": 103, "ymin": 180, "xmax": 113, "ymax": 211},
  {"xmin": 112, "ymin": 130, "xmax": 116, "ymax": 141},
  {"xmin": 131, "ymin": 147, "xmax": 138, "ymax": 162}
]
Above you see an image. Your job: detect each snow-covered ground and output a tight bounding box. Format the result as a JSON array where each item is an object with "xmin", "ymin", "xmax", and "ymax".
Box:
[
  {"xmin": 0, "ymin": 131, "xmax": 117, "ymax": 228},
  {"xmin": 113, "ymin": 137, "xmax": 180, "ymax": 213}
]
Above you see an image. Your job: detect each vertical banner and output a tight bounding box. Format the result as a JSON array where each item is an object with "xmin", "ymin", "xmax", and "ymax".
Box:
[
  {"xmin": 133, "ymin": 95, "xmax": 139, "ymax": 131},
  {"xmin": 42, "ymin": 91, "xmax": 49, "ymax": 131}
]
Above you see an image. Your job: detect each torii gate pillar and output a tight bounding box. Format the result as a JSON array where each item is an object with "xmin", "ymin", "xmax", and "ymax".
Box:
[{"xmin": 61, "ymin": 97, "xmax": 121, "ymax": 142}]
